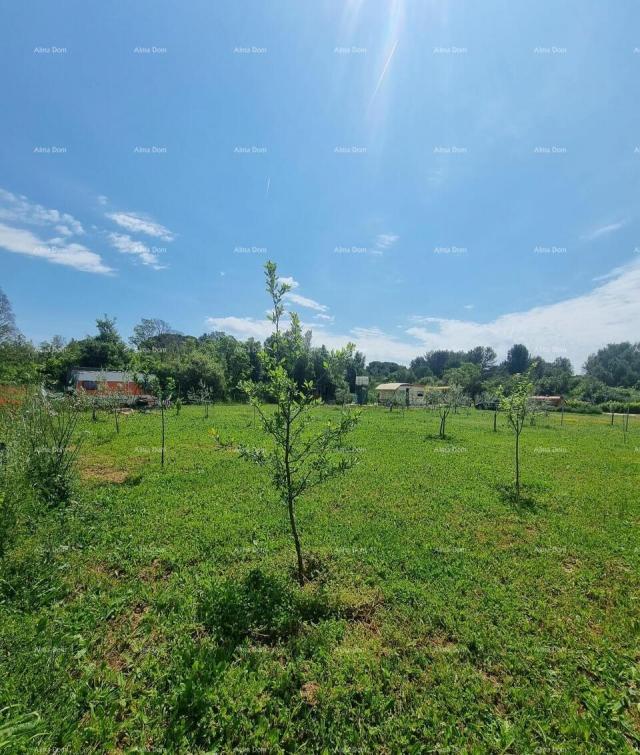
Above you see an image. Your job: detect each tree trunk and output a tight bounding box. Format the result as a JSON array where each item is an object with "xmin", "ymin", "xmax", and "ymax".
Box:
[
  {"xmin": 161, "ymin": 401, "xmax": 165, "ymax": 468},
  {"xmin": 114, "ymin": 408, "xmax": 119, "ymax": 433},
  {"xmin": 515, "ymin": 431, "xmax": 520, "ymax": 499},
  {"xmin": 284, "ymin": 409, "xmax": 304, "ymax": 586},
  {"xmin": 493, "ymin": 410, "xmax": 497, "ymax": 432},
  {"xmin": 288, "ymin": 494, "xmax": 304, "ymax": 587},
  {"xmin": 92, "ymin": 406, "xmax": 97, "ymax": 422}
]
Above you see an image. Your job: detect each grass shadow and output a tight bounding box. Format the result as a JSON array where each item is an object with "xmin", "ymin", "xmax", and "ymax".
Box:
[
  {"xmin": 495, "ymin": 483, "xmax": 541, "ymax": 511},
  {"xmin": 424, "ymin": 433, "xmax": 452, "ymax": 442},
  {"xmin": 196, "ymin": 568, "xmax": 339, "ymax": 648}
]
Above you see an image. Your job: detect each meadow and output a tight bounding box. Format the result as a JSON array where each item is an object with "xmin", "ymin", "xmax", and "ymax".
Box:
[{"xmin": 1, "ymin": 404, "xmax": 639, "ymax": 753}]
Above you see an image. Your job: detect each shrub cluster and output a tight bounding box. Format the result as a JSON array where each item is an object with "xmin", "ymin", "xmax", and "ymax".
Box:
[{"xmin": 600, "ymin": 401, "xmax": 640, "ymax": 415}]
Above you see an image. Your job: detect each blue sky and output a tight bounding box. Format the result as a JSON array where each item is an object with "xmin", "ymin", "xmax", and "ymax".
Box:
[{"xmin": 1, "ymin": 0, "xmax": 639, "ymax": 369}]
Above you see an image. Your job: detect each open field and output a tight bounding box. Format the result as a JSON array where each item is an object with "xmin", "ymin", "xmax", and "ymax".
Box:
[{"xmin": 1, "ymin": 405, "xmax": 639, "ymax": 752}]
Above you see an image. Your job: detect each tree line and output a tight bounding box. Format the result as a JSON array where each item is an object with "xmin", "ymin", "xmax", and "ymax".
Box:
[{"xmin": 1, "ymin": 286, "xmax": 639, "ymax": 409}]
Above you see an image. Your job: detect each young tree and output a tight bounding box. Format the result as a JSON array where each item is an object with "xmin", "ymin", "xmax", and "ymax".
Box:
[
  {"xmin": 527, "ymin": 397, "xmax": 550, "ymax": 426},
  {"xmin": 498, "ymin": 367, "xmax": 535, "ymax": 499},
  {"xmin": 237, "ymin": 261, "xmax": 360, "ymax": 586},
  {"xmin": 264, "ymin": 261, "xmax": 291, "ymax": 357},
  {"xmin": 188, "ymin": 379, "xmax": 213, "ymax": 418},
  {"xmin": 76, "ymin": 387, "xmax": 100, "ymax": 422},
  {"xmin": 240, "ymin": 368, "xmax": 359, "ymax": 586},
  {"xmin": 477, "ymin": 391, "xmax": 500, "ymax": 431},
  {"xmin": 95, "ymin": 372, "xmax": 130, "ymax": 434},
  {"xmin": 427, "ymin": 385, "xmax": 465, "ymax": 438},
  {"xmin": 150, "ymin": 377, "xmax": 175, "ymax": 468}
]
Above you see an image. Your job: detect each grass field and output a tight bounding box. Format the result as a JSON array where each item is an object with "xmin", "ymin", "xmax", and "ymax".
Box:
[{"xmin": 1, "ymin": 405, "xmax": 639, "ymax": 752}]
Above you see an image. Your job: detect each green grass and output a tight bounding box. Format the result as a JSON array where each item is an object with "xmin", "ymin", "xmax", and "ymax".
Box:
[{"xmin": 1, "ymin": 405, "xmax": 639, "ymax": 752}]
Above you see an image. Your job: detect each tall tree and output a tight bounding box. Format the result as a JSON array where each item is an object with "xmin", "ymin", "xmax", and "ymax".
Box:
[
  {"xmin": 130, "ymin": 318, "xmax": 175, "ymax": 350},
  {"xmin": 584, "ymin": 342, "xmax": 640, "ymax": 388},
  {"xmin": 0, "ymin": 288, "xmax": 18, "ymax": 344},
  {"xmin": 505, "ymin": 344, "xmax": 530, "ymax": 375}
]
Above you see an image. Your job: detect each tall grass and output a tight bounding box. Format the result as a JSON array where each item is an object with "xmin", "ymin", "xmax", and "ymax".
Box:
[{"xmin": 18, "ymin": 390, "xmax": 83, "ymax": 507}]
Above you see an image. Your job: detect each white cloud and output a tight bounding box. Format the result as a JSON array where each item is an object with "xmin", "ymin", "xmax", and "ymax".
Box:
[
  {"xmin": 108, "ymin": 232, "xmax": 166, "ymax": 269},
  {"xmin": 583, "ymin": 220, "xmax": 626, "ymax": 241},
  {"xmin": 407, "ymin": 257, "xmax": 640, "ymax": 369},
  {"xmin": 276, "ymin": 274, "xmax": 329, "ymax": 313},
  {"xmin": 106, "ymin": 211, "xmax": 174, "ymax": 241},
  {"xmin": 205, "ymin": 316, "xmax": 274, "ymax": 340},
  {"xmin": 206, "ymin": 257, "xmax": 640, "ymax": 370},
  {"xmin": 285, "ymin": 292, "xmax": 328, "ymax": 312},
  {"xmin": 0, "ymin": 188, "xmax": 84, "ymax": 236},
  {"xmin": 0, "ymin": 222, "xmax": 113, "ymax": 275},
  {"xmin": 372, "ymin": 232, "xmax": 399, "ymax": 255},
  {"xmin": 315, "ymin": 313, "xmax": 335, "ymax": 323},
  {"xmin": 97, "ymin": 195, "xmax": 108, "ymax": 206}
]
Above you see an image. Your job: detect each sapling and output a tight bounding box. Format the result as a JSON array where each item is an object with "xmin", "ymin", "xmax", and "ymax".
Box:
[
  {"xmin": 623, "ymin": 406, "xmax": 630, "ymax": 443},
  {"xmin": 95, "ymin": 372, "xmax": 129, "ymax": 434},
  {"xmin": 188, "ymin": 379, "xmax": 213, "ymax": 418},
  {"xmin": 478, "ymin": 391, "xmax": 500, "ymax": 431},
  {"xmin": 498, "ymin": 366, "xmax": 535, "ymax": 500},
  {"xmin": 237, "ymin": 261, "xmax": 360, "ymax": 586},
  {"xmin": 150, "ymin": 377, "xmax": 175, "ymax": 468},
  {"xmin": 427, "ymin": 385, "xmax": 465, "ymax": 438},
  {"xmin": 240, "ymin": 367, "xmax": 359, "ymax": 586}
]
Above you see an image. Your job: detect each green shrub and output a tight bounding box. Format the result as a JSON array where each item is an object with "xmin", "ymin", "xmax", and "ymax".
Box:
[
  {"xmin": 0, "ymin": 406, "xmax": 24, "ymax": 557},
  {"xmin": 600, "ymin": 401, "xmax": 640, "ymax": 415},
  {"xmin": 197, "ymin": 568, "xmax": 338, "ymax": 646},
  {"xmin": 20, "ymin": 391, "xmax": 83, "ymax": 507},
  {"xmin": 562, "ymin": 399, "xmax": 602, "ymax": 414}
]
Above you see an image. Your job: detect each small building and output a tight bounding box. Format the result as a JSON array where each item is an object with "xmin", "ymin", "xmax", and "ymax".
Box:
[
  {"xmin": 408, "ymin": 384, "xmax": 428, "ymax": 406},
  {"xmin": 70, "ymin": 370, "xmax": 151, "ymax": 396},
  {"xmin": 376, "ymin": 383, "xmax": 451, "ymax": 407},
  {"xmin": 531, "ymin": 395, "xmax": 563, "ymax": 407},
  {"xmin": 376, "ymin": 382, "xmax": 410, "ymax": 406}
]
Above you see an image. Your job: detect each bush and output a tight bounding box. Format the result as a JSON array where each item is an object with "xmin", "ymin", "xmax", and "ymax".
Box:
[
  {"xmin": 599, "ymin": 401, "xmax": 640, "ymax": 415},
  {"xmin": 0, "ymin": 407, "xmax": 23, "ymax": 557},
  {"xmin": 562, "ymin": 399, "xmax": 602, "ymax": 414},
  {"xmin": 197, "ymin": 568, "xmax": 338, "ymax": 646},
  {"xmin": 19, "ymin": 391, "xmax": 83, "ymax": 507}
]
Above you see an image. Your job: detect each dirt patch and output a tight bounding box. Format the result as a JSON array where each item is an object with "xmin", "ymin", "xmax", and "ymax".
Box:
[
  {"xmin": 428, "ymin": 633, "xmax": 460, "ymax": 655},
  {"xmin": 300, "ymin": 681, "xmax": 320, "ymax": 706},
  {"xmin": 101, "ymin": 603, "xmax": 150, "ymax": 673},
  {"xmin": 139, "ymin": 558, "xmax": 173, "ymax": 583},
  {"xmin": 339, "ymin": 587, "xmax": 384, "ymax": 623},
  {"xmin": 80, "ymin": 463, "xmax": 130, "ymax": 484}
]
